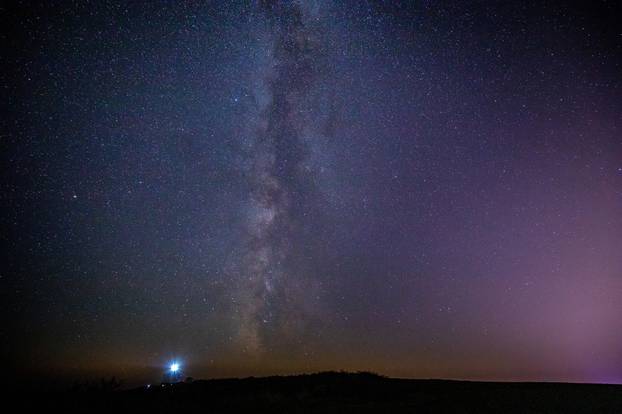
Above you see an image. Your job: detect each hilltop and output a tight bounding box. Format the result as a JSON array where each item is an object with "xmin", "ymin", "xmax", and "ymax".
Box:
[{"xmin": 18, "ymin": 371, "xmax": 622, "ymax": 413}]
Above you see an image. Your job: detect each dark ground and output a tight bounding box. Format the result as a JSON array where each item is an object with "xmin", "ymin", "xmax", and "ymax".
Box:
[{"xmin": 17, "ymin": 372, "xmax": 622, "ymax": 413}]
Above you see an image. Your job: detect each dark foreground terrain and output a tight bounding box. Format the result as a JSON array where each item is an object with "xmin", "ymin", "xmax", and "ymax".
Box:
[{"xmin": 19, "ymin": 372, "xmax": 622, "ymax": 413}]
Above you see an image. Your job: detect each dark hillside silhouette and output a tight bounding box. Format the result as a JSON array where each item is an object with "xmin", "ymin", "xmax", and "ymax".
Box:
[{"xmin": 19, "ymin": 372, "xmax": 622, "ymax": 413}]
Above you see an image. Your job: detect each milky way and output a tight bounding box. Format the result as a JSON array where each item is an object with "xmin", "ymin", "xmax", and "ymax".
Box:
[{"xmin": 232, "ymin": 1, "xmax": 331, "ymax": 353}]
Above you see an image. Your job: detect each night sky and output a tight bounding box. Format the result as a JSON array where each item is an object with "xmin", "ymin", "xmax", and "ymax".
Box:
[{"xmin": 3, "ymin": 1, "xmax": 621, "ymax": 385}]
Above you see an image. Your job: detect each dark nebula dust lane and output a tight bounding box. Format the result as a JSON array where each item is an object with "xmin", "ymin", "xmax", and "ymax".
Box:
[
  {"xmin": 3, "ymin": 1, "xmax": 622, "ymax": 385},
  {"xmin": 230, "ymin": 2, "xmax": 335, "ymax": 353}
]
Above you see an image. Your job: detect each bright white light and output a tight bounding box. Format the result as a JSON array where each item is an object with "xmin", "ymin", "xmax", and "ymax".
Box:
[{"xmin": 170, "ymin": 363, "xmax": 180, "ymax": 372}]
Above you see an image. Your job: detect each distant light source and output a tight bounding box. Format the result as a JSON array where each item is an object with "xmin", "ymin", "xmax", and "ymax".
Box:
[{"xmin": 170, "ymin": 363, "xmax": 180, "ymax": 373}]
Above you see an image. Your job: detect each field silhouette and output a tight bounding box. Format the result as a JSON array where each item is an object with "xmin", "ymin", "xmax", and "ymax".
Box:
[{"xmin": 20, "ymin": 371, "xmax": 622, "ymax": 413}]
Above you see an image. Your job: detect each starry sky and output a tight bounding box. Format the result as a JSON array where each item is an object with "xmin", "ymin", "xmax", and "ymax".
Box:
[{"xmin": 3, "ymin": 1, "xmax": 622, "ymax": 385}]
